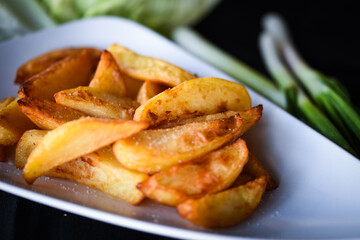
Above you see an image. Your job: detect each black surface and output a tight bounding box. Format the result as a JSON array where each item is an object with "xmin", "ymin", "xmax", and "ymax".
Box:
[{"xmin": 1, "ymin": 1, "xmax": 360, "ymax": 240}]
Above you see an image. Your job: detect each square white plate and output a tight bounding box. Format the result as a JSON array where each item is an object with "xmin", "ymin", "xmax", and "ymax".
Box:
[{"xmin": 1, "ymin": 17, "xmax": 360, "ymax": 239}]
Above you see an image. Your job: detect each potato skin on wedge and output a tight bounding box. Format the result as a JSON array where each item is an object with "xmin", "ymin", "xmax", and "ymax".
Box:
[
  {"xmin": 15, "ymin": 47, "xmax": 101, "ymax": 84},
  {"xmin": 18, "ymin": 97, "xmax": 87, "ymax": 130},
  {"xmin": 155, "ymin": 105, "xmax": 263, "ymax": 135},
  {"xmin": 177, "ymin": 176, "xmax": 267, "ymax": 228},
  {"xmin": 55, "ymin": 86, "xmax": 138, "ymax": 120},
  {"xmin": 137, "ymin": 138, "xmax": 249, "ymax": 206},
  {"xmin": 113, "ymin": 115, "xmax": 243, "ymax": 174},
  {"xmin": 134, "ymin": 77, "xmax": 251, "ymax": 125},
  {"xmin": 108, "ymin": 44, "xmax": 195, "ymax": 86},
  {"xmin": 89, "ymin": 50, "xmax": 127, "ymax": 97},
  {"xmin": 23, "ymin": 117, "xmax": 149, "ymax": 183},
  {"xmin": 18, "ymin": 51, "xmax": 94, "ymax": 101}
]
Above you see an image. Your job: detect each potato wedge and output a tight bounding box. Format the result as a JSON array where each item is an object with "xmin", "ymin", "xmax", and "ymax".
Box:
[
  {"xmin": 15, "ymin": 129, "xmax": 48, "ymax": 169},
  {"xmin": 55, "ymin": 86, "xmax": 139, "ymax": 120},
  {"xmin": 113, "ymin": 115, "xmax": 243, "ymax": 174},
  {"xmin": 16, "ymin": 133, "xmax": 148, "ymax": 204},
  {"xmin": 137, "ymin": 138, "xmax": 248, "ymax": 206},
  {"xmin": 0, "ymin": 99, "xmax": 37, "ymax": 145},
  {"xmin": 231, "ymin": 153, "xmax": 278, "ymax": 191},
  {"xmin": 89, "ymin": 50, "xmax": 127, "ymax": 96},
  {"xmin": 230, "ymin": 172, "xmax": 255, "ymax": 187},
  {"xmin": 123, "ymin": 75, "xmax": 144, "ymax": 100},
  {"xmin": 23, "ymin": 117, "xmax": 148, "ymax": 183},
  {"xmin": 15, "ymin": 47, "xmax": 101, "ymax": 84},
  {"xmin": 177, "ymin": 176, "xmax": 267, "ymax": 228},
  {"xmin": 18, "ymin": 97, "xmax": 87, "ymax": 130},
  {"xmin": 49, "ymin": 147, "xmax": 148, "ymax": 205},
  {"xmin": 242, "ymin": 153, "xmax": 278, "ymax": 190},
  {"xmin": 136, "ymin": 81, "xmax": 168, "ymax": 105},
  {"xmin": 108, "ymin": 44, "xmax": 195, "ymax": 86},
  {"xmin": 0, "ymin": 97, "xmax": 15, "ymax": 109},
  {"xmin": 18, "ymin": 50, "xmax": 94, "ymax": 101},
  {"xmin": 134, "ymin": 78, "xmax": 251, "ymax": 125},
  {"xmin": 155, "ymin": 105, "xmax": 263, "ymax": 136}
]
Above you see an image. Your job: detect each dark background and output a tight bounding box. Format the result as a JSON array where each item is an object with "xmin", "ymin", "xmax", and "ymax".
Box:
[{"xmin": 1, "ymin": 1, "xmax": 360, "ymax": 239}]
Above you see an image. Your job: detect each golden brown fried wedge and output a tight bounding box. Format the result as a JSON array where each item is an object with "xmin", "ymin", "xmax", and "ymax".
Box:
[
  {"xmin": 23, "ymin": 117, "xmax": 149, "ymax": 184},
  {"xmin": 136, "ymin": 81, "xmax": 168, "ymax": 105},
  {"xmin": 231, "ymin": 153, "xmax": 278, "ymax": 191},
  {"xmin": 0, "ymin": 99, "xmax": 37, "ymax": 145},
  {"xmin": 16, "ymin": 132, "xmax": 148, "ymax": 204},
  {"xmin": 18, "ymin": 51, "xmax": 94, "ymax": 101},
  {"xmin": 137, "ymin": 138, "xmax": 248, "ymax": 206},
  {"xmin": 89, "ymin": 50, "xmax": 127, "ymax": 96},
  {"xmin": 242, "ymin": 153, "xmax": 278, "ymax": 190},
  {"xmin": 55, "ymin": 86, "xmax": 139, "ymax": 120},
  {"xmin": 123, "ymin": 75, "xmax": 144, "ymax": 100},
  {"xmin": 177, "ymin": 176, "xmax": 267, "ymax": 228},
  {"xmin": 15, "ymin": 47, "xmax": 101, "ymax": 84},
  {"xmin": 49, "ymin": 147, "xmax": 148, "ymax": 205},
  {"xmin": 108, "ymin": 44, "xmax": 195, "ymax": 86},
  {"xmin": 18, "ymin": 97, "xmax": 87, "ymax": 130},
  {"xmin": 230, "ymin": 172, "xmax": 255, "ymax": 187},
  {"xmin": 15, "ymin": 129, "xmax": 48, "ymax": 169},
  {"xmin": 113, "ymin": 115, "xmax": 243, "ymax": 174},
  {"xmin": 156, "ymin": 105, "xmax": 263, "ymax": 136},
  {"xmin": 0, "ymin": 97, "xmax": 15, "ymax": 109},
  {"xmin": 134, "ymin": 78, "xmax": 251, "ymax": 125}
]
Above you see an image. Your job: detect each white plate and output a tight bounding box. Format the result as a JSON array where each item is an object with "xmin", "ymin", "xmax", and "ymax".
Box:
[{"xmin": 1, "ymin": 17, "xmax": 360, "ymax": 239}]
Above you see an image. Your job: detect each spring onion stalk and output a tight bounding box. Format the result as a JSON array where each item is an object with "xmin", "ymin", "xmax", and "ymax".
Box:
[
  {"xmin": 259, "ymin": 32, "xmax": 355, "ymax": 155},
  {"xmin": 263, "ymin": 13, "xmax": 360, "ymax": 154},
  {"xmin": 258, "ymin": 32, "xmax": 298, "ymax": 115},
  {"xmin": 173, "ymin": 27, "xmax": 286, "ymax": 108}
]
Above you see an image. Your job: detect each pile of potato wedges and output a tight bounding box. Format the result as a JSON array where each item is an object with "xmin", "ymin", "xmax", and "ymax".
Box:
[{"xmin": 0, "ymin": 44, "xmax": 277, "ymax": 228}]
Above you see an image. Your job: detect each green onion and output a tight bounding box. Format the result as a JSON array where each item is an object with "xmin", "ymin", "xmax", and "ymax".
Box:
[
  {"xmin": 259, "ymin": 32, "xmax": 355, "ymax": 155},
  {"xmin": 263, "ymin": 13, "xmax": 360, "ymax": 155}
]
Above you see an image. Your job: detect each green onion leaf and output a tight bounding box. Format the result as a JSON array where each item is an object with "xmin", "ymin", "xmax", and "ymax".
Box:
[
  {"xmin": 259, "ymin": 32, "xmax": 355, "ymax": 155},
  {"xmin": 263, "ymin": 13, "xmax": 360, "ymax": 156}
]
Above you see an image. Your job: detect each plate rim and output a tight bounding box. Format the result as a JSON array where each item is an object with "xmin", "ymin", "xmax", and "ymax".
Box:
[{"xmin": 1, "ymin": 16, "xmax": 360, "ymax": 240}]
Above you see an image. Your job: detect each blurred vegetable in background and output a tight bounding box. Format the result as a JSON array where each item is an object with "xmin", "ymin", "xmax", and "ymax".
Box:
[
  {"xmin": 0, "ymin": 0, "xmax": 54, "ymax": 41},
  {"xmin": 36, "ymin": 0, "xmax": 220, "ymax": 36}
]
